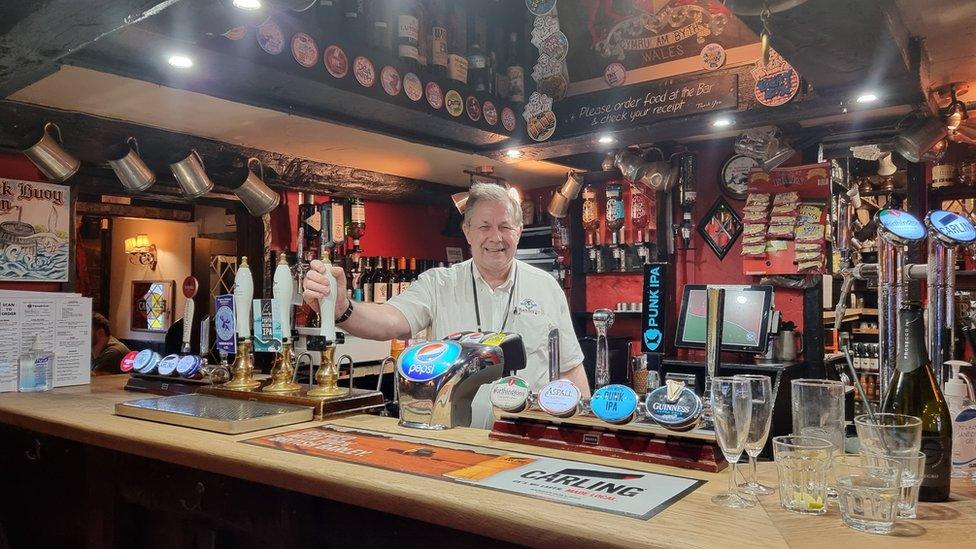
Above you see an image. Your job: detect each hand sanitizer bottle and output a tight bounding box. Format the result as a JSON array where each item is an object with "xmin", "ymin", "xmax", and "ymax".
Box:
[
  {"xmin": 18, "ymin": 335, "xmax": 54, "ymax": 392},
  {"xmin": 944, "ymin": 360, "xmax": 976, "ymax": 479}
]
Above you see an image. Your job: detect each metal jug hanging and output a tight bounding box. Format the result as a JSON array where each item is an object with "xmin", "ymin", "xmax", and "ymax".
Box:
[
  {"xmin": 107, "ymin": 137, "xmax": 156, "ymax": 192},
  {"xmin": 21, "ymin": 122, "xmax": 80, "ymax": 182}
]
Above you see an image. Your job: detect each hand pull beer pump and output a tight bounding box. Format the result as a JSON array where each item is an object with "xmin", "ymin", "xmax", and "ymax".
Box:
[
  {"xmin": 264, "ymin": 254, "xmax": 304, "ymax": 393},
  {"xmin": 223, "ymin": 256, "xmax": 262, "ymax": 391}
]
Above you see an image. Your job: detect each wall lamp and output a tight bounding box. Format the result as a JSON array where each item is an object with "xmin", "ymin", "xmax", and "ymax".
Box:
[{"xmin": 125, "ymin": 234, "xmax": 157, "ymax": 270}]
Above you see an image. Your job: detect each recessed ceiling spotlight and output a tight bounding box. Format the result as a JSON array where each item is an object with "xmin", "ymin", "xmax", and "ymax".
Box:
[
  {"xmin": 505, "ymin": 149, "xmax": 524, "ymax": 159},
  {"xmin": 712, "ymin": 117, "xmax": 733, "ymax": 128},
  {"xmin": 232, "ymin": 0, "xmax": 262, "ymax": 9},
  {"xmin": 856, "ymin": 93, "xmax": 878, "ymax": 104},
  {"xmin": 598, "ymin": 134, "xmax": 616, "ymax": 144},
  {"xmin": 167, "ymin": 54, "xmax": 194, "ymax": 68}
]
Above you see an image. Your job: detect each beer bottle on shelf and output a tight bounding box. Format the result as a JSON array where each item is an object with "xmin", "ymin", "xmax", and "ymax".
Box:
[
  {"xmin": 429, "ymin": 0, "xmax": 448, "ymax": 77},
  {"xmin": 416, "ymin": 1, "xmax": 429, "ymax": 71},
  {"xmin": 446, "ymin": 3, "xmax": 467, "ymax": 84},
  {"xmin": 506, "ymin": 31, "xmax": 524, "ymax": 102},
  {"xmin": 881, "ymin": 301, "xmax": 952, "ymax": 502},
  {"xmin": 397, "ymin": 0, "xmax": 420, "ymax": 68},
  {"xmin": 466, "ymin": 8, "xmax": 488, "ymax": 93}
]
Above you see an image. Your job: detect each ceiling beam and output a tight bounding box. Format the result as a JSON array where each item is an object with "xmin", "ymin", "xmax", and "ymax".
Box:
[
  {"xmin": 0, "ymin": 100, "xmax": 455, "ymax": 206},
  {"xmin": 0, "ymin": 0, "xmax": 184, "ymax": 97}
]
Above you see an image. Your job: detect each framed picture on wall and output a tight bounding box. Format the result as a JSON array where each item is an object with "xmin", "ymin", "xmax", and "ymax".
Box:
[
  {"xmin": 131, "ymin": 280, "xmax": 175, "ymax": 332},
  {"xmin": 697, "ymin": 197, "xmax": 742, "ymax": 260}
]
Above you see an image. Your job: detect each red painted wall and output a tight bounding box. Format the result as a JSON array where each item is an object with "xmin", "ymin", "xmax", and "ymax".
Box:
[
  {"xmin": 581, "ymin": 140, "xmax": 806, "ymax": 360},
  {"xmin": 271, "ymin": 191, "xmax": 467, "ymax": 260},
  {"xmin": 0, "ymin": 152, "xmax": 61, "ymax": 292}
]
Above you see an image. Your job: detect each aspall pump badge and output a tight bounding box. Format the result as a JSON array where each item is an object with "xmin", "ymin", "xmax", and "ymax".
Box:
[{"xmin": 397, "ymin": 341, "xmax": 462, "ymax": 382}]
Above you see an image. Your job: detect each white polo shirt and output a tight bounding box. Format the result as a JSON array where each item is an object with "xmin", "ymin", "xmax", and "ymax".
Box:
[{"xmin": 387, "ymin": 258, "xmax": 584, "ymax": 391}]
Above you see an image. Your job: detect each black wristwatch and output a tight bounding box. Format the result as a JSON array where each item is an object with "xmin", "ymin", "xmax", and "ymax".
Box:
[{"xmin": 335, "ymin": 299, "xmax": 354, "ymax": 324}]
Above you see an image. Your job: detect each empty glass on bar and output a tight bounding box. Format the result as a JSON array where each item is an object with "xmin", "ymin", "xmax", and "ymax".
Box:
[
  {"xmin": 854, "ymin": 413, "xmax": 922, "ymax": 456},
  {"xmin": 863, "ymin": 448, "xmax": 925, "ymax": 519},
  {"xmin": 833, "ymin": 454, "xmax": 902, "ymax": 534},
  {"xmin": 773, "ymin": 435, "xmax": 832, "ymax": 514},
  {"xmin": 735, "ymin": 374, "xmax": 775, "ymax": 495},
  {"xmin": 710, "ymin": 376, "xmax": 754, "ymax": 508},
  {"xmin": 792, "ymin": 379, "xmax": 846, "ymax": 454}
]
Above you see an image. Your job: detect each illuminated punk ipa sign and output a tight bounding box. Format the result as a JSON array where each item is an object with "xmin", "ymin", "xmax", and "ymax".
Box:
[{"xmin": 641, "ymin": 263, "xmax": 668, "ymax": 353}]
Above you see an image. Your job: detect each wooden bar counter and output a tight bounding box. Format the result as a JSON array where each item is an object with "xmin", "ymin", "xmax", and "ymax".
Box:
[{"xmin": 0, "ymin": 376, "xmax": 974, "ymax": 548}]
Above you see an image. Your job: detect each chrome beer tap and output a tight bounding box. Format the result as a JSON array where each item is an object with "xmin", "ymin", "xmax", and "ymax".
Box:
[
  {"xmin": 592, "ymin": 309, "xmax": 615, "ymax": 389},
  {"xmin": 923, "ymin": 210, "xmax": 976, "ymax": 387}
]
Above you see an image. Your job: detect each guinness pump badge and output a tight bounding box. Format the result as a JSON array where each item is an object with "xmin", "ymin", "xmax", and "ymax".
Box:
[{"xmin": 645, "ymin": 379, "xmax": 703, "ymax": 431}]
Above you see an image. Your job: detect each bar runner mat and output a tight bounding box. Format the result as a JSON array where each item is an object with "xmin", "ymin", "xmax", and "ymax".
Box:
[{"xmin": 244, "ymin": 424, "xmax": 703, "ymax": 519}]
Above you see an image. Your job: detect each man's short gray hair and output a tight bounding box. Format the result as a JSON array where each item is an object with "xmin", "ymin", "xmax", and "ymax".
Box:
[{"xmin": 462, "ymin": 182, "xmax": 523, "ymax": 228}]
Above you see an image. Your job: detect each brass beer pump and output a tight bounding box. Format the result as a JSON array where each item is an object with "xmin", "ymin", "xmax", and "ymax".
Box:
[
  {"xmin": 264, "ymin": 254, "xmax": 303, "ymax": 393},
  {"xmin": 307, "ymin": 253, "xmax": 348, "ymax": 398},
  {"xmin": 223, "ymin": 256, "xmax": 262, "ymax": 391}
]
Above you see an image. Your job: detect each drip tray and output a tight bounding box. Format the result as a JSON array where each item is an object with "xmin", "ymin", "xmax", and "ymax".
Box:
[{"xmin": 115, "ymin": 394, "xmax": 315, "ymax": 434}]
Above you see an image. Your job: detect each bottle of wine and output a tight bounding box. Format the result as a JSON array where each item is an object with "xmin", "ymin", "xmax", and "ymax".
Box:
[
  {"xmin": 362, "ymin": 257, "xmax": 375, "ymax": 303},
  {"xmin": 408, "ymin": 257, "xmax": 418, "ymax": 282},
  {"xmin": 372, "ymin": 257, "xmax": 389, "ymax": 304},
  {"xmin": 881, "ymin": 301, "xmax": 953, "ymax": 502},
  {"xmin": 387, "ymin": 256, "xmax": 400, "ymax": 298},
  {"xmin": 466, "ymin": 7, "xmax": 488, "ymax": 93},
  {"xmin": 367, "ymin": 0, "xmax": 393, "ymax": 54},
  {"xmin": 429, "ymin": 0, "xmax": 448, "ymax": 76},
  {"xmin": 446, "ymin": 3, "xmax": 467, "ymax": 84},
  {"xmin": 505, "ymin": 30, "xmax": 524, "ymax": 102},
  {"xmin": 397, "ymin": 256, "xmax": 410, "ymax": 293},
  {"xmin": 397, "ymin": 0, "xmax": 420, "ymax": 68}
]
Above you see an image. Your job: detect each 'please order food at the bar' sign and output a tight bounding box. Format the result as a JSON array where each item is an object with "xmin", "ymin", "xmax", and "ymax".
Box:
[{"xmin": 548, "ymin": 73, "xmax": 737, "ymax": 141}]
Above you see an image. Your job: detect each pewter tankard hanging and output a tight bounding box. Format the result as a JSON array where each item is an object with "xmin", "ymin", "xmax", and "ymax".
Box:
[
  {"xmin": 169, "ymin": 149, "xmax": 213, "ymax": 199},
  {"xmin": 107, "ymin": 137, "xmax": 156, "ymax": 192},
  {"xmin": 21, "ymin": 122, "xmax": 80, "ymax": 182},
  {"xmin": 234, "ymin": 157, "xmax": 280, "ymax": 216}
]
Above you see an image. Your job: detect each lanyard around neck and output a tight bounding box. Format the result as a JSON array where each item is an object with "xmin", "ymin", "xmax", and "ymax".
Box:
[{"xmin": 471, "ymin": 262, "xmax": 517, "ymax": 333}]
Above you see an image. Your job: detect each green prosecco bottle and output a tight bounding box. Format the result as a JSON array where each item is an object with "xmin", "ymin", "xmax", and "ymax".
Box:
[{"xmin": 881, "ymin": 301, "xmax": 952, "ymax": 501}]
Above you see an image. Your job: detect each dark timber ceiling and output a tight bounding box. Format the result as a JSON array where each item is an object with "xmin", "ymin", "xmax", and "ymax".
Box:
[{"xmin": 0, "ymin": 0, "xmax": 936, "ymax": 171}]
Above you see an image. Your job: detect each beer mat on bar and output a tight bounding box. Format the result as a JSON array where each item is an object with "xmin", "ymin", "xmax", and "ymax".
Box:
[{"xmin": 243, "ymin": 424, "xmax": 704, "ymax": 519}]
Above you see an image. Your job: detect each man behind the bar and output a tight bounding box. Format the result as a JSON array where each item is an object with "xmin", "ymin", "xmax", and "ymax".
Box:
[
  {"xmin": 303, "ymin": 182, "xmax": 588, "ymax": 427},
  {"xmin": 91, "ymin": 313, "xmax": 130, "ymax": 375}
]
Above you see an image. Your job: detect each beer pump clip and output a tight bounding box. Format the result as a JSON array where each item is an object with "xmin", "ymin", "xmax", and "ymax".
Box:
[{"xmin": 223, "ymin": 257, "xmax": 262, "ymax": 390}]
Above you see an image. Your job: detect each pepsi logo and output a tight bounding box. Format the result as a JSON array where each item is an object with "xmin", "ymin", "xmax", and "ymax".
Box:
[
  {"xmin": 398, "ymin": 341, "xmax": 461, "ymax": 382},
  {"xmin": 416, "ymin": 343, "xmax": 447, "ymax": 362}
]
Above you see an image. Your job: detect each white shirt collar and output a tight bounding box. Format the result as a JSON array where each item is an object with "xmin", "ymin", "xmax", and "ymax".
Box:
[{"xmin": 471, "ymin": 259, "xmax": 517, "ymax": 292}]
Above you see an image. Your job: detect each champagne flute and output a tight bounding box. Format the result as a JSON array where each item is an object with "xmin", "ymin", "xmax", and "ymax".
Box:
[
  {"xmin": 735, "ymin": 374, "xmax": 775, "ymax": 495},
  {"xmin": 711, "ymin": 376, "xmax": 754, "ymax": 508}
]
